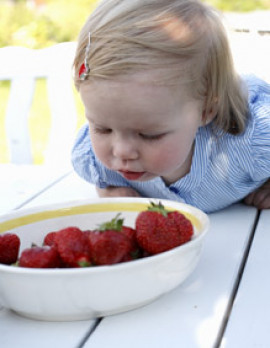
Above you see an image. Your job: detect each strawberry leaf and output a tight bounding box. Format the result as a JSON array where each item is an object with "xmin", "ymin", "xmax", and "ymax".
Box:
[
  {"xmin": 78, "ymin": 260, "xmax": 91, "ymax": 267},
  {"xmin": 147, "ymin": 201, "xmax": 169, "ymax": 217},
  {"xmin": 97, "ymin": 213, "xmax": 124, "ymax": 231}
]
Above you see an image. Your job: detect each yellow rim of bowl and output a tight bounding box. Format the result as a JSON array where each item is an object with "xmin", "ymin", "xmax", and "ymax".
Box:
[{"xmin": 0, "ymin": 202, "xmax": 201, "ymax": 233}]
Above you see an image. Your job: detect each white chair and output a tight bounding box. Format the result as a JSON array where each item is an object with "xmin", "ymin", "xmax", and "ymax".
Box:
[{"xmin": 0, "ymin": 42, "xmax": 78, "ymax": 168}]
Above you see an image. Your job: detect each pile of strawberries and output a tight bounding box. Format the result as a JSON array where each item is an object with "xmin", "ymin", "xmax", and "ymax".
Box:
[{"xmin": 0, "ymin": 202, "xmax": 194, "ymax": 268}]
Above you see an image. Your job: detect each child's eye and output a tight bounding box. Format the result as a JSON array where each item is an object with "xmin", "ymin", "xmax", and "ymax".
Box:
[
  {"xmin": 139, "ymin": 133, "xmax": 165, "ymax": 141},
  {"xmin": 93, "ymin": 127, "xmax": 112, "ymax": 135}
]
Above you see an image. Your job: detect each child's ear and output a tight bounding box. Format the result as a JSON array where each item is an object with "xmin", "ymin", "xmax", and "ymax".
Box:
[{"xmin": 201, "ymin": 98, "xmax": 218, "ymax": 126}]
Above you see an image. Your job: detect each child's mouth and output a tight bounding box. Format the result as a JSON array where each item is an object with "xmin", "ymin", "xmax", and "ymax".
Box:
[{"xmin": 118, "ymin": 170, "xmax": 145, "ymax": 180}]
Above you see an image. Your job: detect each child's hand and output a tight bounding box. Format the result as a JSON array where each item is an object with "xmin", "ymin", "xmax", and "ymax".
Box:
[
  {"xmin": 96, "ymin": 186, "xmax": 141, "ymax": 198},
  {"xmin": 244, "ymin": 179, "xmax": 270, "ymax": 209}
]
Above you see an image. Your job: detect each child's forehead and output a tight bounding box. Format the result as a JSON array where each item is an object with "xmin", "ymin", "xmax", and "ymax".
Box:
[
  {"xmin": 80, "ymin": 77, "xmax": 191, "ymax": 120},
  {"xmin": 80, "ymin": 75, "xmax": 200, "ymax": 130},
  {"xmin": 81, "ymin": 79, "xmax": 174, "ymax": 115},
  {"xmin": 82, "ymin": 71, "xmax": 192, "ymax": 99}
]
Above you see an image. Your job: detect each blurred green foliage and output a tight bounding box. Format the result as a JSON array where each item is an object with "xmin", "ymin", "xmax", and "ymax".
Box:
[
  {"xmin": 0, "ymin": 0, "xmax": 269, "ymax": 48},
  {"xmin": 0, "ymin": 0, "xmax": 98, "ymax": 48},
  {"xmin": 206, "ymin": 0, "xmax": 270, "ymax": 11}
]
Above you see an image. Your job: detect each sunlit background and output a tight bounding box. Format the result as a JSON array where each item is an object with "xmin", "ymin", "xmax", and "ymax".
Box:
[
  {"xmin": 0, "ymin": 0, "xmax": 269, "ymax": 49},
  {"xmin": 0, "ymin": 0, "xmax": 269, "ymax": 164}
]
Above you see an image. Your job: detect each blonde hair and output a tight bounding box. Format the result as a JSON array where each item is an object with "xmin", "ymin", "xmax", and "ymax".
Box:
[{"xmin": 73, "ymin": 0, "xmax": 248, "ymax": 134}]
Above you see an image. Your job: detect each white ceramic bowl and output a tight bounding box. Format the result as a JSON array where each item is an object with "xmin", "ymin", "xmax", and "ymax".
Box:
[{"xmin": 0, "ymin": 197, "xmax": 209, "ymax": 321}]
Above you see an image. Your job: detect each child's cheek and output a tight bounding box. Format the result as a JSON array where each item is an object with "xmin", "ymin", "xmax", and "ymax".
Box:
[
  {"xmin": 91, "ymin": 136, "xmax": 110, "ymax": 163},
  {"xmin": 147, "ymin": 144, "xmax": 178, "ymax": 171},
  {"xmin": 156, "ymin": 142, "xmax": 191, "ymax": 175}
]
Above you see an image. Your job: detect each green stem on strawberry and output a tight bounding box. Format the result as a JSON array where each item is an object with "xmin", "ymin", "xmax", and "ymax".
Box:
[
  {"xmin": 77, "ymin": 258, "xmax": 92, "ymax": 267},
  {"xmin": 97, "ymin": 213, "xmax": 124, "ymax": 232},
  {"xmin": 147, "ymin": 201, "xmax": 170, "ymax": 217}
]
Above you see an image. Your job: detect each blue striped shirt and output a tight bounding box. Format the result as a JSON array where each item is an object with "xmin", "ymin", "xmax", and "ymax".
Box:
[{"xmin": 71, "ymin": 75, "xmax": 270, "ymax": 213}]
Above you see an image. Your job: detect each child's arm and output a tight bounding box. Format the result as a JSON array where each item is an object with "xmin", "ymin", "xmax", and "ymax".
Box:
[
  {"xmin": 244, "ymin": 179, "xmax": 270, "ymax": 209},
  {"xmin": 96, "ymin": 186, "xmax": 141, "ymax": 198}
]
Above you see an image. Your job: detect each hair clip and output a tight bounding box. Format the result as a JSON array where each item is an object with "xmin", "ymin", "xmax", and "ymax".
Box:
[{"xmin": 79, "ymin": 32, "xmax": 91, "ymax": 80}]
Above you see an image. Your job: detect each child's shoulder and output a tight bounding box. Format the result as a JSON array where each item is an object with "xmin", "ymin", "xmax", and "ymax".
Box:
[
  {"xmin": 243, "ymin": 75, "xmax": 270, "ymax": 137},
  {"xmin": 203, "ymin": 75, "xmax": 270, "ymax": 175},
  {"xmin": 231, "ymin": 75, "xmax": 270, "ymax": 177},
  {"xmin": 243, "ymin": 74, "xmax": 270, "ymax": 106}
]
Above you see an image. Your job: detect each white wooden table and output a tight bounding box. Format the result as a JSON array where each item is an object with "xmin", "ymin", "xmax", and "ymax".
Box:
[{"xmin": 0, "ymin": 165, "xmax": 269, "ymax": 348}]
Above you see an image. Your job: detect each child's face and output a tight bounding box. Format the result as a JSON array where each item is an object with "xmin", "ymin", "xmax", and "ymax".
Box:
[{"xmin": 80, "ymin": 75, "xmax": 205, "ymax": 185}]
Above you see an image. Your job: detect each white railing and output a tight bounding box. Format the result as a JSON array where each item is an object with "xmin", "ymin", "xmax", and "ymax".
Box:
[
  {"xmin": 0, "ymin": 42, "xmax": 77, "ymax": 167},
  {"xmin": 224, "ymin": 10, "xmax": 270, "ymax": 35}
]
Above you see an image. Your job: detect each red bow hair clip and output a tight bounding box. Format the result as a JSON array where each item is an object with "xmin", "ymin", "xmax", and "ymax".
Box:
[
  {"xmin": 79, "ymin": 63, "xmax": 89, "ymax": 80},
  {"xmin": 79, "ymin": 32, "xmax": 91, "ymax": 80}
]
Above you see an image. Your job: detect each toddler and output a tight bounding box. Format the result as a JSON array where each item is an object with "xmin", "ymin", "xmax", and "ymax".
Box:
[{"xmin": 72, "ymin": 0, "xmax": 270, "ymax": 213}]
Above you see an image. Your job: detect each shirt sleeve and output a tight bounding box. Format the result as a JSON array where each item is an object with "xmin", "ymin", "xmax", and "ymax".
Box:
[
  {"xmin": 71, "ymin": 124, "xmax": 130, "ymax": 188},
  {"xmin": 248, "ymin": 77, "xmax": 270, "ymax": 181}
]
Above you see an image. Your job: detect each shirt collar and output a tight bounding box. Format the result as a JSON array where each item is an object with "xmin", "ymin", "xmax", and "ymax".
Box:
[{"xmin": 168, "ymin": 125, "xmax": 214, "ymax": 192}]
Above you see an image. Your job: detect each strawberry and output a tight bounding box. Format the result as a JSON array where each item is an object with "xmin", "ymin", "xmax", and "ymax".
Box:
[
  {"xmin": 54, "ymin": 227, "xmax": 91, "ymax": 267},
  {"xmin": 43, "ymin": 231, "xmax": 57, "ymax": 248},
  {"xmin": 19, "ymin": 246, "xmax": 61, "ymax": 268},
  {"xmin": 120, "ymin": 225, "xmax": 142, "ymax": 261},
  {"xmin": 135, "ymin": 202, "xmax": 193, "ymax": 255},
  {"xmin": 87, "ymin": 214, "xmax": 135, "ymax": 265},
  {"xmin": 0, "ymin": 233, "xmax": 20, "ymax": 265}
]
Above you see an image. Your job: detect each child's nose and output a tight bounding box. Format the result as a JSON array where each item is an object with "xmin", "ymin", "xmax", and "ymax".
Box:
[{"xmin": 112, "ymin": 135, "xmax": 138, "ymax": 160}]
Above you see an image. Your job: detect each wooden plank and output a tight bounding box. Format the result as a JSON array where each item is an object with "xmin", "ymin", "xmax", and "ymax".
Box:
[
  {"xmin": 22, "ymin": 171, "xmax": 98, "ymax": 209},
  {"xmin": 83, "ymin": 205, "xmax": 257, "ymax": 348},
  {"xmin": 0, "ymin": 308, "xmax": 96, "ymax": 348},
  {"xmin": 0, "ymin": 164, "xmax": 71, "ymax": 215},
  {"xmin": 222, "ymin": 210, "xmax": 270, "ymax": 348},
  {"xmin": 0, "ymin": 169, "xmax": 98, "ymax": 348}
]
